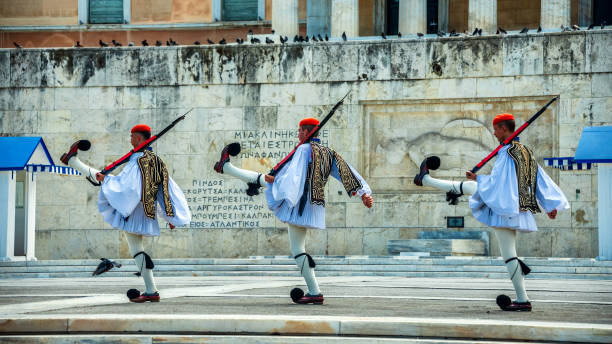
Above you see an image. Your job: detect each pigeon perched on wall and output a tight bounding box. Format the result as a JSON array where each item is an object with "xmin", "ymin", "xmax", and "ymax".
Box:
[
  {"xmin": 141, "ymin": 40, "xmax": 149, "ymax": 46},
  {"xmin": 472, "ymin": 28, "xmax": 479, "ymax": 36},
  {"xmin": 112, "ymin": 39, "xmax": 122, "ymax": 46},
  {"xmin": 572, "ymin": 24, "xmax": 580, "ymax": 30},
  {"xmin": 155, "ymin": 40, "xmax": 162, "ymax": 46},
  {"xmin": 99, "ymin": 40, "xmax": 109, "ymax": 47},
  {"xmin": 587, "ymin": 23, "xmax": 595, "ymax": 30},
  {"xmin": 219, "ymin": 38, "xmax": 226, "ymax": 45},
  {"xmin": 417, "ymin": 32, "xmax": 424, "ymax": 37},
  {"xmin": 398, "ymin": 32, "xmax": 402, "ymax": 38},
  {"xmin": 74, "ymin": 41, "xmax": 83, "ymax": 48},
  {"xmin": 342, "ymin": 32, "xmax": 347, "ymax": 41},
  {"xmin": 537, "ymin": 26, "xmax": 542, "ymax": 33},
  {"xmin": 381, "ymin": 32, "xmax": 387, "ymax": 39},
  {"xmin": 207, "ymin": 38, "xmax": 215, "ymax": 44},
  {"xmin": 92, "ymin": 258, "xmax": 122, "ymax": 276},
  {"xmin": 265, "ymin": 37, "xmax": 274, "ymax": 44},
  {"xmin": 520, "ymin": 27, "xmax": 529, "ymax": 34},
  {"xmin": 498, "ymin": 27, "xmax": 507, "ymax": 34},
  {"xmin": 194, "ymin": 41, "xmax": 200, "ymax": 45}
]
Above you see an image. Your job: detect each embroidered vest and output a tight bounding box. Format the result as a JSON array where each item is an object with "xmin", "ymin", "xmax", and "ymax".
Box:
[
  {"xmin": 308, "ymin": 142, "xmax": 363, "ymax": 206},
  {"xmin": 507, "ymin": 141, "xmax": 540, "ymax": 214},
  {"xmin": 137, "ymin": 150, "xmax": 174, "ymax": 219}
]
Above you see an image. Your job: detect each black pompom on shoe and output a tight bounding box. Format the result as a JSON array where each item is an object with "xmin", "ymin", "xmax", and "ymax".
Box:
[
  {"xmin": 290, "ymin": 288, "xmax": 304, "ymax": 303},
  {"xmin": 127, "ymin": 288, "xmax": 141, "ymax": 300},
  {"xmin": 413, "ymin": 156, "xmax": 440, "ymax": 186}
]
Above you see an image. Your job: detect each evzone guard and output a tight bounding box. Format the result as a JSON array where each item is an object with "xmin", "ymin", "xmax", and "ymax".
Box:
[
  {"xmin": 60, "ymin": 121, "xmax": 191, "ymax": 303},
  {"xmin": 214, "ymin": 115, "xmax": 374, "ymax": 305},
  {"xmin": 414, "ymin": 107, "xmax": 569, "ymax": 312}
]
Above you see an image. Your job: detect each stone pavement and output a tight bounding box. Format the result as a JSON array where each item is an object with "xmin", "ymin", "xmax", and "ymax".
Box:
[{"xmin": 0, "ymin": 275, "xmax": 611, "ymax": 343}]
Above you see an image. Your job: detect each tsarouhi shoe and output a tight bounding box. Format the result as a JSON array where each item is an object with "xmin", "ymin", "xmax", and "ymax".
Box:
[
  {"xmin": 213, "ymin": 142, "xmax": 241, "ymax": 173},
  {"xmin": 60, "ymin": 140, "xmax": 91, "ymax": 165},
  {"xmin": 501, "ymin": 301, "xmax": 532, "ymax": 312},
  {"xmin": 295, "ymin": 293, "xmax": 324, "ymax": 305},
  {"xmin": 413, "ymin": 156, "xmax": 440, "ymax": 186},
  {"xmin": 129, "ymin": 292, "xmax": 160, "ymax": 303}
]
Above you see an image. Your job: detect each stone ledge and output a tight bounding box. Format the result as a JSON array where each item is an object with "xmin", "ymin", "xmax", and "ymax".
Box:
[{"xmin": 0, "ymin": 315, "xmax": 610, "ymax": 343}]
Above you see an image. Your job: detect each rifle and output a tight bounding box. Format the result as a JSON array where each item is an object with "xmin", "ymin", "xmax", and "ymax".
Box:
[
  {"xmin": 99, "ymin": 108, "xmax": 193, "ymax": 176},
  {"xmin": 471, "ymin": 96, "xmax": 558, "ymax": 173}
]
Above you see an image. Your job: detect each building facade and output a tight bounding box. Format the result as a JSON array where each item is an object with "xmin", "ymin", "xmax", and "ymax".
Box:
[
  {"xmin": 1, "ymin": 1, "xmax": 611, "ymax": 48},
  {"xmin": 1, "ymin": 1, "xmax": 611, "ymax": 260}
]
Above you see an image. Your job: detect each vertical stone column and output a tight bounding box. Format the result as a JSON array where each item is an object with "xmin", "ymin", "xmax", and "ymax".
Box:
[
  {"xmin": 373, "ymin": 0, "xmax": 386, "ymax": 35},
  {"xmin": 578, "ymin": 0, "xmax": 593, "ymax": 27},
  {"xmin": 398, "ymin": 0, "xmax": 427, "ymax": 34},
  {"xmin": 438, "ymin": 0, "xmax": 450, "ymax": 32},
  {"xmin": 272, "ymin": 0, "xmax": 299, "ymax": 37},
  {"xmin": 541, "ymin": 0, "xmax": 570, "ymax": 29},
  {"xmin": 468, "ymin": 0, "xmax": 497, "ymax": 34},
  {"xmin": 307, "ymin": 0, "xmax": 331, "ymax": 36},
  {"xmin": 331, "ymin": 0, "xmax": 359, "ymax": 37},
  {"xmin": 0, "ymin": 171, "xmax": 16, "ymax": 261}
]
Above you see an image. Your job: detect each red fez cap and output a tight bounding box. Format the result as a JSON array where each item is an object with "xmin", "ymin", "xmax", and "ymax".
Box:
[
  {"xmin": 493, "ymin": 113, "xmax": 514, "ymax": 125},
  {"xmin": 299, "ymin": 117, "xmax": 320, "ymax": 127},
  {"xmin": 131, "ymin": 124, "xmax": 151, "ymax": 134}
]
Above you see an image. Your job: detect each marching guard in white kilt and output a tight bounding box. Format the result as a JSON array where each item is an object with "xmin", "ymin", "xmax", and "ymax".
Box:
[
  {"xmin": 60, "ymin": 124, "xmax": 191, "ymax": 302},
  {"xmin": 414, "ymin": 113, "xmax": 569, "ymax": 311},
  {"xmin": 214, "ymin": 117, "xmax": 374, "ymax": 305}
]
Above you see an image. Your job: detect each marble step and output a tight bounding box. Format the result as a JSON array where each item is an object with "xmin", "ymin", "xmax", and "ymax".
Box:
[
  {"xmin": 2, "ymin": 263, "xmax": 610, "ymax": 274},
  {"xmin": 387, "ymin": 239, "xmax": 486, "ymax": 256},
  {"xmin": 3, "ymin": 257, "xmax": 611, "ymax": 267},
  {"xmin": 1, "ymin": 270, "xmax": 611, "ymax": 280}
]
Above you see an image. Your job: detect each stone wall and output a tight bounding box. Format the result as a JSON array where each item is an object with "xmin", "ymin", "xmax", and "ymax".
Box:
[{"xmin": 1, "ymin": 30, "xmax": 610, "ymax": 259}]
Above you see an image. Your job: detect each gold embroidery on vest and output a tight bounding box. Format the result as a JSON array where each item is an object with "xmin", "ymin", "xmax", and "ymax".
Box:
[
  {"xmin": 309, "ymin": 143, "xmax": 362, "ymax": 206},
  {"xmin": 507, "ymin": 141, "xmax": 540, "ymax": 214},
  {"xmin": 137, "ymin": 151, "xmax": 175, "ymax": 219}
]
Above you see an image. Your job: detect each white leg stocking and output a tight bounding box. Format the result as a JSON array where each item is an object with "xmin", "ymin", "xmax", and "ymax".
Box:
[
  {"xmin": 124, "ymin": 232, "xmax": 157, "ymax": 294},
  {"xmin": 222, "ymin": 162, "xmax": 266, "ymax": 187},
  {"xmin": 422, "ymin": 175, "xmax": 477, "ymax": 195},
  {"xmin": 494, "ymin": 228, "xmax": 529, "ymax": 302},
  {"xmin": 288, "ymin": 224, "xmax": 321, "ymax": 296},
  {"xmin": 67, "ymin": 157, "xmax": 100, "ymax": 181}
]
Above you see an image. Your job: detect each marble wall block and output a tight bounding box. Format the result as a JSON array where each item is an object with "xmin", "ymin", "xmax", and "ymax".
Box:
[
  {"xmin": 211, "ymin": 45, "xmax": 242, "ymax": 84},
  {"xmin": 191, "ymin": 229, "xmax": 224, "ymax": 258},
  {"xmin": 242, "ymin": 46, "xmax": 281, "ymax": 84},
  {"xmin": 502, "ymin": 35, "xmax": 544, "ymax": 76},
  {"xmin": 544, "ymin": 33, "xmax": 586, "ymax": 74},
  {"xmin": 358, "ymin": 42, "xmax": 391, "ymax": 81},
  {"xmin": 257, "ymin": 228, "xmax": 290, "ymax": 255},
  {"xmin": 390, "ymin": 40, "xmax": 427, "ymax": 80},
  {"xmin": 0, "ymin": 50, "xmax": 9, "ymax": 88},
  {"xmin": 107, "ymin": 49, "xmax": 139, "ymax": 86},
  {"xmin": 138, "ymin": 48, "xmax": 177, "ymax": 86},
  {"xmin": 178, "ymin": 47, "xmax": 204, "ymax": 85},
  {"xmin": 73, "ymin": 50, "xmax": 107, "ymax": 86},
  {"xmin": 279, "ymin": 45, "xmax": 313, "ymax": 83},
  {"xmin": 551, "ymin": 227, "xmax": 597, "ymax": 258},
  {"xmin": 40, "ymin": 50, "xmax": 75, "ymax": 87},
  {"xmin": 2, "ymin": 110, "xmax": 39, "ymax": 134},
  {"xmin": 243, "ymin": 106, "xmax": 279, "ymax": 130},
  {"xmin": 571, "ymin": 201, "xmax": 597, "ymax": 229},
  {"xmin": 363, "ymin": 227, "xmax": 399, "ymax": 255},
  {"xmin": 591, "ymin": 73, "xmax": 612, "ymax": 98},
  {"xmin": 10, "ymin": 50, "xmax": 42, "ymax": 87},
  {"xmin": 47, "ymin": 229, "xmax": 119, "ymax": 260},
  {"xmin": 587, "ymin": 32, "xmax": 612, "ymax": 73},
  {"xmin": 311, "ymin": 44, "xmax": 359, "ymax": 82},
  {"xmin": 221, "ymin": 228, "xmax": 259, "ymax": 258},
  {"xmin": 516, "ymin": 228, "xmax": 553, "ymax": 257}
]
